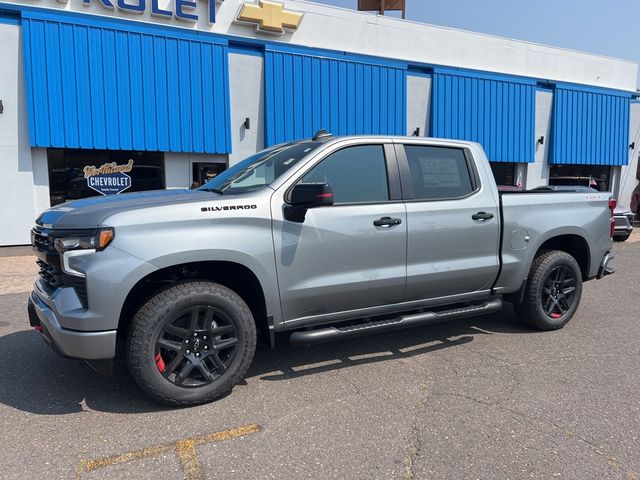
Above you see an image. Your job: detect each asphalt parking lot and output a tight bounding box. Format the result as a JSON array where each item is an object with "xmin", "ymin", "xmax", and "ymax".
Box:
[{"xmin": 0, "ymin": 237, "xmax": 638, "ymax": 480}]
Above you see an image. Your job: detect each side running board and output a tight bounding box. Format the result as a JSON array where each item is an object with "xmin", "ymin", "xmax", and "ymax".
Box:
[{"xmin": 289, "ymin": 297, "xmax": 503, "ymax": 346}]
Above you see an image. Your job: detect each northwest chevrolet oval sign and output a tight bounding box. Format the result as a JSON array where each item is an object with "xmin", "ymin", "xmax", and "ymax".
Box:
[{"xmin": 84, "ymin": 159, "xmax": 133, "ymax": 196}]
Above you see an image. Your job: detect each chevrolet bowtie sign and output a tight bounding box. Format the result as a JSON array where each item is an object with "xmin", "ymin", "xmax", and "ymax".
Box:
[{"xmin": 236, "ymin": 0, "xmax": 303, "ymax": 34}]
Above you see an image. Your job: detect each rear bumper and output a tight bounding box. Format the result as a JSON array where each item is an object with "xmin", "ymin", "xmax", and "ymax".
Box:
[
  {"xmin": 613, "ymin": 214, "xmax": 634, "ymax": 236},
  {"xmin": 596, "ymin": 252, "xmax": 615, "ymax": 279},
  {"xmin": 28, "ymin": 292, "xmax": 116, "ymax": 360},
  {"xmin": 613, "ymin": 226, "xmax": 633, "ymax": 236}
]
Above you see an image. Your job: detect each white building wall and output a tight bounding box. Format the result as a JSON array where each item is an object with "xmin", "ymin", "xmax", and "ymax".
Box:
[
  {"xmin": 163, "ymin": 153, "xmax": 192, "ymax": 189},
  {"xmin": 0, "ymin": 23, "xmax": 44, "ymax": 246},
  {"xmin": 406, "ymin": 74, "xmax": 431, "ymax": 137},
  {"xmin": 525, "ymin": 89, "xmax": 554, "ymax": 189},
  {"xmin": 618, "ymin": 103, "xmax": 640, "ymax": 208},
  {"xmin": 31, "ymin": 148, "xmax": 50, "ymax": 216}
]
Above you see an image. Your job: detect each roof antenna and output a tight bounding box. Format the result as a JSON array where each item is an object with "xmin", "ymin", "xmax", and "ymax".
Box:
[{"xmin": 312, "ymin": 129, "xmax": 332, "ymax": 141}]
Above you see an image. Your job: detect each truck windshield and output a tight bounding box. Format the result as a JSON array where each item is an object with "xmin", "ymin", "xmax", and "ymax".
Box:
[{"xmin": 200, "ymin": 141, "xmax": 321, "ymax": 195}]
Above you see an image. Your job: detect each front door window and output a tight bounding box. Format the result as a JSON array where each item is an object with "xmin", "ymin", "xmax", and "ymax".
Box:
[{"xmin": 300, "ymin": 145, "xmax": 390, "ymax": 204}]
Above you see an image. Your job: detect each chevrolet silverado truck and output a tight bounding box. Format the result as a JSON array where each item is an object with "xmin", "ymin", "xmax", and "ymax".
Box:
[{"xmin": 29, "ymin": 134, "xmax": 616, "ymax": 406}]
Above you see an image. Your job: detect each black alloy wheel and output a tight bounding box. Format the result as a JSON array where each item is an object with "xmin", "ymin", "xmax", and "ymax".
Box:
[
  {"xmin": 515, "ymin": 250, "xmax": 583, "ymax": 330},
  {"xmin": 127, "ymin": 281, "xmax": 256, "ymax": 407},
  {"xmin": 540, "ymin": 265, "xmax": 578, "ymax": 320},
  {"xmin": 155, "ymin": 305, "xmax": 239, "ymax": 388}
]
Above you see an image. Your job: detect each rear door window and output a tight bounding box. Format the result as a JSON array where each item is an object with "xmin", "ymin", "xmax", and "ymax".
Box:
[{"xmin": 403, "ymin": 145, "xmax": 475, "ymax": 200}]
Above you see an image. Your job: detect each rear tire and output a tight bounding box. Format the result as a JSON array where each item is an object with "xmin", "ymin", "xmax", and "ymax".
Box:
[
  {"xmin": 516, "ymin": 250, "xmax": 583, "ymax": 331},
  {"xmin": 127, "ymin": 281, "xmax": 256, "ymax": 407}
]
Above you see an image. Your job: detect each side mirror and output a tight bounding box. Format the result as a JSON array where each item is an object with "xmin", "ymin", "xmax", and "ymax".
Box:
[
  {"xmin": 285, "ymin": 183, "xmax": 334, "ymax": 222},
  {"xmin": 290, "ymin": 183, "xmax": 334, "ymax": 208}
]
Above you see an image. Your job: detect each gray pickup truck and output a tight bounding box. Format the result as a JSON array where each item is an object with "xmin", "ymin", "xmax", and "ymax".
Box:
[{"xmin": 29, "ymin": 134, "xmax": 616, "ymax": 406}]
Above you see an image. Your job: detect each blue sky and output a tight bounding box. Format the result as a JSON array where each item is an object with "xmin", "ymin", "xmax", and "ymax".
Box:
[{"xmin": 311, "ymin": 0, "xmax": 640, "ymax": 89}]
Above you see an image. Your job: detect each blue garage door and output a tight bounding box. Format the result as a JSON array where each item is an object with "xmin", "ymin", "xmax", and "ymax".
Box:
[
  {"xmin": 22, "ymin": 10, "xmax": 231, "ymax": 154},
  {"xmin": 264, "ymin": 46, "xmax": 407, "ymax": 146},
  {"xmin": 550, "ymin": 85, "xmax": 631, "ymax": 165},
  {"xmin": 431, "ymin": 68, "xmax": 536, "ymax": 163}
]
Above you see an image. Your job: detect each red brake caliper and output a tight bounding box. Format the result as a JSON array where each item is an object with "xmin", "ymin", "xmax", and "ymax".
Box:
[
  {"xmin": 155, "ymin": 353, "xmax": 166, "ymax": 373},
  {"xmin": 551, "ymin": 313, "xmax": 561, "ymax": 319}
]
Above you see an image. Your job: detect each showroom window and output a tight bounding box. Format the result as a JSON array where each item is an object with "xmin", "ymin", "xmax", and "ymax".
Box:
[
  {"xmin": 489, "ymin": 162, "xmax": 516, "ymax": 186},
  {"xmin": 549, "ymin": 165, "xmax": 612, "ymax": 191},
  {"xmin": 192, "ymin": 163, "xmax": 227, "ymax": 187},
  {"xmin": 47, "ymin": 149, "xmax": 164, "ymax": 206}
]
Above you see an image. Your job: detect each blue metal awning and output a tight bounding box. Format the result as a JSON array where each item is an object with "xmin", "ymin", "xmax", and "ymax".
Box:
[
  {"xmin": 431, "ymin": 68, "xmax": 536, "ymax": 163},
  {"xmin": 550, "ymin": 85, "xmax": 631, "ymax": 165},
  {"xmin": 264, "ymin": 45, "xmax": 407, "ymax": 146},
  {"xmin": 22, "ymin": 10, "xmax": 231, "ymax": 154}
]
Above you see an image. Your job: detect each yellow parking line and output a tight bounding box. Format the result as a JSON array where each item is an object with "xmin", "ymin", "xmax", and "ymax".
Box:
[
  {"xmin": 175, "ymin": 439, "xmax": 202, "ymax": 480},
  {"xmin": 190, "ymin": 423, "xmax": 260, "ymax": 446},
  {"xmin": 76, "ymin": 423, "xmax": 260, "ymax": 480},
  {"xmin": 79, "ymin": 443, "xmax": 173, "ymax": 473}
]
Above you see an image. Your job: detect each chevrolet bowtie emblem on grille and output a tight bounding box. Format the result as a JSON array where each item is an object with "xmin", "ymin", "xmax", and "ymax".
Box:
[{"xmin": 236, "ymin": 1, "xmax": 304, "ymax": 34}]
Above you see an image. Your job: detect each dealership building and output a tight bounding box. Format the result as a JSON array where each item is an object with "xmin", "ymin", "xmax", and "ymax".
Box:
[{"xmin": 0, "ymin": 0, "xmax": 638, "ymax": 245}]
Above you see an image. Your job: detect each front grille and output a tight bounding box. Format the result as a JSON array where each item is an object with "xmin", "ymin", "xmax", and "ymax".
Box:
[
  {"xmin": 33, "ymin": 227, "xmax": 64, "ymax": 292},
  {"xmin": 32, "ymin": 228, "xmax": 55, "ymax": 254},
  {"xmin": 36, "ymin": 258, "xmax": 63, "ymax": 289},
  {"xmin": 32, "ymin": 226, "xmax": 89, "ymax": 309}
]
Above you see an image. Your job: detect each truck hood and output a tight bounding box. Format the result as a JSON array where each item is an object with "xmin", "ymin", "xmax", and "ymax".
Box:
[{"xmin": 36, "ymin": 189, "xmax": 221, "ymax": 229}]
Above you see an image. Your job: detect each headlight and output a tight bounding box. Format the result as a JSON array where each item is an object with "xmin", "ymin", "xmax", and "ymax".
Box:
[{"xmin": 53, "ymin": 228, "xmax": 114, "ymax": 253}]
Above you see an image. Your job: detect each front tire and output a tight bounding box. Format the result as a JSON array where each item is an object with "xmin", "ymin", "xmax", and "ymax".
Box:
[
  {"xmin": 516, "ymin": 250, "xmax": 583, "ymax": 331},
  {"xmin": 127, "ymin": 281, "xmax": 256, "ymax": 407}
]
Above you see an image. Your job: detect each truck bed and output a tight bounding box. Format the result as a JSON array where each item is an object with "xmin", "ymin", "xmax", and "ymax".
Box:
[{"xmin": 494, "ymin": 190, "xmax": 613, "ymax": 293}]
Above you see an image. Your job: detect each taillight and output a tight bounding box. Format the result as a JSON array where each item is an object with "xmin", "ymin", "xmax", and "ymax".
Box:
[{"xmin": 609, "ymin": 198, "xmax": 616, "ymax": 238}]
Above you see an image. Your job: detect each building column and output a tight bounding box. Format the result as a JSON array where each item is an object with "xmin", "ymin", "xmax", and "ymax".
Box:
[
  {"xmin": 617, "ymin": 102, "xmax": 640, "ymax": 207},
  {"xmin": 406, "ymin": 73, "xmax": 431, "ymax": 137},
  {"xmin": 228, "ymin": 51, "xmax": 265, "ymax": 166},
  {"xmin": 526, "ymin": 88, "xmax": 553, "ymax": 189}
]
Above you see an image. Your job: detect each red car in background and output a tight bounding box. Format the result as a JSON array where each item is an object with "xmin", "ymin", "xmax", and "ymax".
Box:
[{"xmin": 632, "ymin": 183, "xmax": 640, "ymax": 219}]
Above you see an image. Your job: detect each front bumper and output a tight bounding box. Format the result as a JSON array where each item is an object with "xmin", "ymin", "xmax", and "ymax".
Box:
[{"xmin": 28, "ymin": 292, "xmax": 116, "ymax": 360}]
